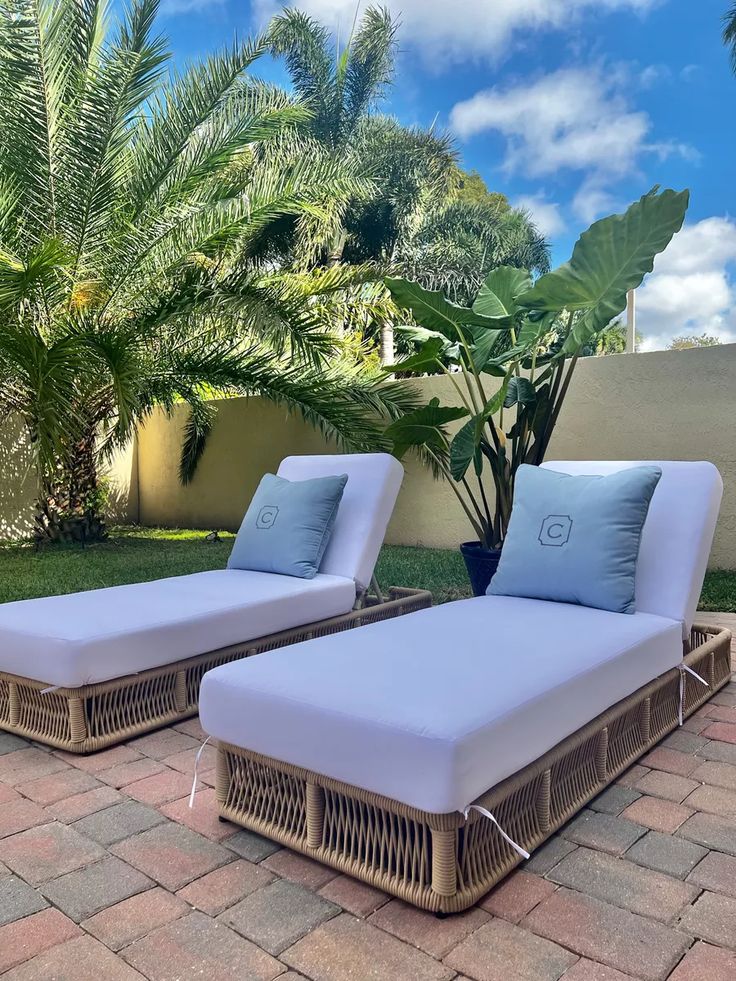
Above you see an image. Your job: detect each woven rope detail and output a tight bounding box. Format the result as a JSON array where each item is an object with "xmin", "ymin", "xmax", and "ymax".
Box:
[
  {"xmin": 216, "ymin": 624, "xmax": 731, "ymax": 913},
  {"xmin": 86, "ymin": 674, "xmax": 179, "ymax": 740},
  {"xmin": 0, "ymin": 679, "xmax": 9, "ymax": 725},
  {"xmin": 16, "ymin": 684, "xmax": 70, "ymax": 743},
  {"xmin": 322, "ymin": 787, "xmax": 432, "ymax": 889},
  {"xmin": 224, "ymin": 750, "xmax": 307, "ymax": 840}
]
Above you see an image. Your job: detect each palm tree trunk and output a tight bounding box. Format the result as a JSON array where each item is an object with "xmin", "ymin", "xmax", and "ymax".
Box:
[
  {"xmin": 34, "ymin": 433, "xmax": 107, "ymax": 545},
  {"xmin": 328, "ymin": 227, "xmax": 348, "ymax": 266},
  {"xmin": 379, "ymin": 321, "xmax": 394, "ymax": 365}
]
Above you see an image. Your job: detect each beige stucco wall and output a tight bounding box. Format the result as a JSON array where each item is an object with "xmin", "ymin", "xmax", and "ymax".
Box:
[
  {"xmin": 0, "ymin": 416, "xmax": 139, "ymax": 541},
  {"xmin": 137, "ymin": 397, "xmax": 336, "ymax": 531},
  {"xmin": 3, "ymin": 343, "xmax": 736, "ymax": 566},
  {"xmin": 389, "ymin": 343, "xmax": 736, "ymax": 569},
  {"xmin": 0, "ymin": 415, "xmax": 37, "ymax": 540},
  {"xmin": 136, "ymin": 343, "xmax": 736, "ymax": 569}
]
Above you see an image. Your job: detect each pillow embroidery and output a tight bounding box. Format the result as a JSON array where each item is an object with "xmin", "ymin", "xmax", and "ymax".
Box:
[
  {"xmin": 256, "ymin": 506, "xmax": 279, "ymax": 530},
  {"xmin": 538, "ymin": 515, "xmax": 573, "ymax": 547}
]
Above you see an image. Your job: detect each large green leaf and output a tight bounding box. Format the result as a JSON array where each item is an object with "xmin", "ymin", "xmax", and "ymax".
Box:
[
  {"xmin": 503, "ymin": 376, "xmax": 536, "ymax": 408},
  {"xmin": 394, "ymin": 325, "xmax": 460, "ymax": 363},
  {"xmin": 385, "ymin": 397, "xmax": 468, "ymax": 459},
  {"xmin": 385, "ymin": 277, "xmax": 510, "ymax": 340},
  {"xmin": 518, "ymin": 187, "xmax": 689, "ymax": 352},
  {"xmin": 449, "ymin": 383, "xmax": 508, "ymax": 481},
  {"xmin": 473, "ymin": 266, "xmax": 532, "ymax": 319},
  {"xmin": 469, "ymin": 323, "xmax": 506, "ymax": 373},
  {"xmin": 387, "ymin": 337, "xmax": 446, "ymax": 374}
]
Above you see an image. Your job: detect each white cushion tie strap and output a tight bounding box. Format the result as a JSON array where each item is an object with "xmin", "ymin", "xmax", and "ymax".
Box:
[
  {"xmin": 188, "ymin": 736, "xmax": 212, "ymax": 808},
  {"xmin": 462, "ymin": 805, "xmax": 531, "ymax": 860},
  {"xmin": 678, "ymin": 664, "xmax": 709, "ymax": 726}
]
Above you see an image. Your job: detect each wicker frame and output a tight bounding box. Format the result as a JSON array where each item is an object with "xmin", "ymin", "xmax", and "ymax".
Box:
[
  {"xmin": 0, "ymin": 587, "xmax": 431, "ymax": 753},
  {"xmin": 216, "ymin": 623, "xmax": 732, "ymax": 913}
]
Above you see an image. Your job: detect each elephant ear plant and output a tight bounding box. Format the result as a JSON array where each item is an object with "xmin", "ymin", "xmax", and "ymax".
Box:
[{"xmin": 383, "ymin": 187, "xmax": 690, "ymax": 593}]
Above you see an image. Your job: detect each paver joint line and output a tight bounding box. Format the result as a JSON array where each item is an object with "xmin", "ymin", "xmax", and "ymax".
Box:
[{"xmin": 0, "ymin": 670, "xmax": 735, "ymax": 978}]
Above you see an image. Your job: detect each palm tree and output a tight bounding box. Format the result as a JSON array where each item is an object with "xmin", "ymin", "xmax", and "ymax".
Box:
[
  {"xmin": 399, "ymin": 199, "xmax": 550, "ymax": 306},
  {"xmin": 342, "ymin": 116, "xmax": 459, "ymax": 265},
  {"xmin": 724, "ymin": 4, "xmax": 736, "ymax": 70},
  {"xmin": 0, "ymin": 0, "xmax": 417, "ymax": 543},
  {"xmin": 269, "ymin": 5, "xmax": 398, "ymax": 265},
  {"xmin": 269, "ymin": 6, "xmax": 397, "ymax": 151},
  {"xmin": 268, "ymin": 7, "xmax": 548, "ymax": 358}
]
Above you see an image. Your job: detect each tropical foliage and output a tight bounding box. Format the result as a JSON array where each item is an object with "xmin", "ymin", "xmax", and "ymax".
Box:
[
  {"xmin": 0, "ymin": 0, "xmax": 418, "ymax": 542},
  {"xmin": 668, "ymin": 333, "xmax": 721, "ymax": 349},
  {"xmin": 383, "ymin": 188, "xmax": 690, "ymax": 549},
  {"xmin": 268, "ymin": 6, "xmax": 549, "ymax": 337}
]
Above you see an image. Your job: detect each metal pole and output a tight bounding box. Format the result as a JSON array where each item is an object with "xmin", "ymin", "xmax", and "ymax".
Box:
[{"xmin": 626, "ymin": 289, "xmax": 636, "ymax": 353}]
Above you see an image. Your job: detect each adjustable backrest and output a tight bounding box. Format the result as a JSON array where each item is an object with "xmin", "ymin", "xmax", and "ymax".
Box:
[
  {"xmin": 542, "ymin": 461, "xmax": 723, "ymax": 638},
  {"xmin": 277, "ymin": 453, "xmax": 404, "ymax": 590}
]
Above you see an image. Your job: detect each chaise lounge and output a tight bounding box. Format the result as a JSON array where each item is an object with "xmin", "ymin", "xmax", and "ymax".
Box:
[
  {"xmin": 0, "ymin": 454, "xmax": 430, "ymax": 752},
  {"xmin": 200, "ymin": 461, "xmax": 732, "ymax": 913}
]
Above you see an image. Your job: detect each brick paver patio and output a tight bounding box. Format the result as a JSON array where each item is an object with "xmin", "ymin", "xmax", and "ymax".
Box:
[{"xmin": 0, "ymin": 621, "xmax": 735, "ymax": 979}]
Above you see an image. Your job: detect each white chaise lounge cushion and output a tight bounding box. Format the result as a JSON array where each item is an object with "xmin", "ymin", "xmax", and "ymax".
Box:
[
  {"xmin": 543, "ymin": 461, "xmax": 722, "ymax": 638},
  {"xmin": 277, "ymin": 453, "xmax": 403, "ymax": 590},
  {"xmin": 200, "ymin": 594, "xmax": 682, "ymax": 814},
  {"xmin": 0, "ymin": 570, "xmax": 355, "ymax": 689}
]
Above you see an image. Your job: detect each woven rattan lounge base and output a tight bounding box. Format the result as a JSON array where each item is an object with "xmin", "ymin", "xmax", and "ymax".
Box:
[
  {"xmin": 215, "ymin": 623, "xmax": 732, "ymax": 913},
  {"xmin": 0, "ymin": 587, "xmax": 431, "ymax": 753}
]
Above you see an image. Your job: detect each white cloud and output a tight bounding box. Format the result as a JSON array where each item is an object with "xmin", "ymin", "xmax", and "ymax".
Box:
[
  {"xmin": 450, "ymin": 66, "xmax": 697, "ymax": 225},
  {"xmin": 514, "ymin": 194, "xmax": 566, "ymax": 238},
  {"xmin": 450, "ymin": 67, "xmax": 689, "ymax": 180},
  {"xmin": 160, "ymin": 0, "xmax": 223, "ymax": 12},
  {"xmin": 254, "ymin": 0, "xmax": 657, "ymax": 62},
  {"xmin": 639, "ymin": 64, "xmax": 671, "ymax": 88},
  {"xmin": 572, "ymin": 182, "xmax": 620, "ymax": 224},
  {"xmin": 636, "ymin": 218, "xmax": 736, "ymax": 350}
]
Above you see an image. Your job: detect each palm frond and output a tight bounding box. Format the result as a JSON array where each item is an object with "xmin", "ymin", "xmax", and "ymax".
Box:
[
  {"xmin": 267, "ymin": 8, "xmax": 335, "ymax": 143},
  {"xmin": 61, "ymin": 0, "xmax": 169, "ymax": 271},
  {"xmin": 725, "ymin": 4, "xmax": 736, "ymax": 72},
  {"xmin": 343, "ymin": 6, "xmax": 397, "ymax": 138},
  {"xmin": 125, "ymin": 36, "xmax": 270, "ymax": 218}
]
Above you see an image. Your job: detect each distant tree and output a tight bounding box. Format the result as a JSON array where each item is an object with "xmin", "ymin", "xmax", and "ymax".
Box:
[
  {"xmin": 269, "ymin": 5, "xmax": 397, "ymax": 264},
  {"xmin": 398, "ymin": 200, "xmax": 550, "ymax": 306},
  {"xmin": 668, "ymin": 333, "xmax": 721, "ymax": 350},
  {"xmin": 341, "ymin": 116, "xmax": 458, "ymax": 265},
  {"xmin": 455, "ymin": 168, "xmax": 509, "ymax": 210},
  {"xmin": 580, "ymin": 319, "xmax": 642, "ymax": 356}
]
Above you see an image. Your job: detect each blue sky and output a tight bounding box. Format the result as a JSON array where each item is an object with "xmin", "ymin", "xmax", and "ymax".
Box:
[{"xmin": 159, "ymin": 0, "xmax": 735, "ymax": 350}]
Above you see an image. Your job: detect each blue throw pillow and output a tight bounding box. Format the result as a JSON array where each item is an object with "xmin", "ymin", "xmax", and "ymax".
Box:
[
  {"xmin": 228, "ymin": 472, "xmax": 348, "ymax": 579},
  {"xmin": 488, "ymin": 464, "xmax": 662, "ymax": 614}
]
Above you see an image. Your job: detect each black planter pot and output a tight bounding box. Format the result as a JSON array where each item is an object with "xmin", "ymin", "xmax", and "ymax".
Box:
[{"xmin": 460, "ymin": 541, "xmax": 502, "ymax": 597}]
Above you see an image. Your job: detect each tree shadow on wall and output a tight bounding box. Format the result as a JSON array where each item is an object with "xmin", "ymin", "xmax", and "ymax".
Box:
[{"xmin": 0, "ymin": 419, "xmax": 36, "ymax": 542}]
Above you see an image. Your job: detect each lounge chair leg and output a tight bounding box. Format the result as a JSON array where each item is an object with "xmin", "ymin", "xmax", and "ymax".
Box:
[
  {"xmin": 8, "ymin": 683, "xmax": 19, "ymax": 727},
  {"xmin": 431, "ymin": 828, "xmax": 457, "ymax": 900},
  {"xmin": 68, "ymin": 697, "xmax": 87, "ymax": 745},
  {"xmin": 306, "ymin": 783, "xmax": 326, "ymax": 849}
]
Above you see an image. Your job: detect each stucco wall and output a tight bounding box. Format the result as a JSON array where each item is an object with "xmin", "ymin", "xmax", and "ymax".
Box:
[
  {"xmin": 4, "ymin": 343, "xmax": 736, "ymax": 566},
  {"xmin": 137, "ymin": 397, "xmax": 336, "ymax": 532},
  {"xmin": 0, "ymin": 418, "xmax": 139, "ymax": 541},
  {"xmin": 136, "ymin": 343, "xmax": 736, "ymax": 569}
]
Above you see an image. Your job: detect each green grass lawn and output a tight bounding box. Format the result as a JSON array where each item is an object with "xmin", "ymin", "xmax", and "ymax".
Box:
[{"xmin": 0, "ymin": 526, "xmax": 733, "ymax": 610}]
